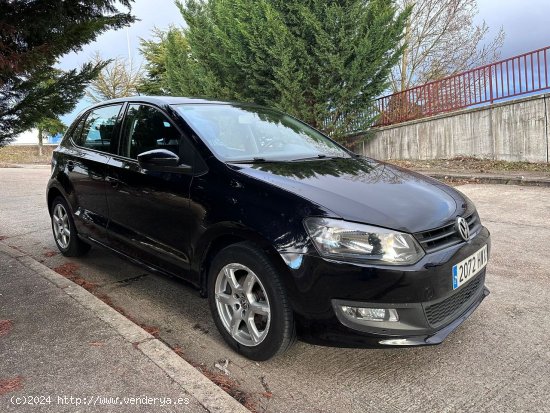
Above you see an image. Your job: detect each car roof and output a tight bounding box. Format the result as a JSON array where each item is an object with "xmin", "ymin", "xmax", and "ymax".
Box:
[
  {"xmin": 89, "ymin": 96, "xmax": 238, "ymax": 107},
  {"xmin": 71, "ymin": 96, "xmax": 274, "ymax": 126}
]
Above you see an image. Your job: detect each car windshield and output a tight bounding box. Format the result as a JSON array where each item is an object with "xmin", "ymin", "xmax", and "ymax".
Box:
[{"xmin": 174, "ymin": 104, "xmax": 351, "ymax": 162}]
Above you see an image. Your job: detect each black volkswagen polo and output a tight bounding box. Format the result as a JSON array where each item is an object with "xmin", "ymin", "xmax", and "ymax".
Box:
[{"xmin": 47, "ymin": 97, "xmax": 490, "ymax": 360}]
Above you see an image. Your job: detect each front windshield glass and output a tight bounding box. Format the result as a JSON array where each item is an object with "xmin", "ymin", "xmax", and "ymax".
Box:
[{"xmin": 174, "ymin": 104, "xmax": 351, "ymax": 162}]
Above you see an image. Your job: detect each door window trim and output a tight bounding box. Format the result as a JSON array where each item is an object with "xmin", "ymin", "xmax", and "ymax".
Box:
[
  {"xmin": 118, "ymin": 102, "xmax": 180, "ymax": 160},
  {"xmin": 69, "ymin": 102, "xmax": 127, "ymax": 156},
  {"xmin": 115, "ymin": 102, "xmax": 204, "ymax": 170}
]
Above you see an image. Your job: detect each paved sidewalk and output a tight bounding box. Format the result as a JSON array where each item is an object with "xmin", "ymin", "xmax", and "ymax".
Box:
[{"xmin": 0, "ymin": 244, "xmax": 248, "ymax": 413}]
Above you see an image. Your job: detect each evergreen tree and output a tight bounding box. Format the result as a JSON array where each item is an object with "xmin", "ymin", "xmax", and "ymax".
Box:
[
  {"xmin": 142, "ymin": 0, "xmax": 409, "ymax": 140},
  {"xmin": 139, "ymin": 29, "xmax": 171, "ymax": 95},
  {"xmin": 0, "ymin": 0, "xmax": 136, "ymax": 146}
]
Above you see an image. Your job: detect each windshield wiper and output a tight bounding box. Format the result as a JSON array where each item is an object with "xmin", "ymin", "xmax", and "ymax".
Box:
[
  {"xmin": 227, "ymin": 157, "xmax": 280, "ymax": 164},
  {"xmin": 290, "ymin": 154, "xmax": 346, "ymax": 162}
]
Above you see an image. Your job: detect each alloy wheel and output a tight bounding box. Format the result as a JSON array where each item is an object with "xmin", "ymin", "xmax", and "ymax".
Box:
[
  {"xmin": 52, "ymin": 203, "xmax": 70, "ymax": 249},
  {"xmin": 214, "ymin": 263, "xmax": 271, "ymax": 347}
]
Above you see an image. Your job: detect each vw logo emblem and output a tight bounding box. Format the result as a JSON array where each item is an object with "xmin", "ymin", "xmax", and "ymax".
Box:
[{"xmin": 456, "ymin": 217, "xmax": 470, "ymax": 241}]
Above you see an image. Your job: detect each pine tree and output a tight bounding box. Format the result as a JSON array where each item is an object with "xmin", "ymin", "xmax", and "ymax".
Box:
[
  {"xmin": 142, "ymin": 0, "xmax": 410, "ymax": 140},
  {"xmin": 139, "ymin": 29, "xmax": 171, "ymax": 95},
  {"xmin": 0, "ymin": 0, "xmax": 136, "ymax": 146}
]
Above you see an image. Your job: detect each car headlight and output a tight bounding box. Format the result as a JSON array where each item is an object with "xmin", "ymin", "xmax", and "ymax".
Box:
[{"xmin": 304, "ymin": 217, "xmax": 424, "ymax": 265}]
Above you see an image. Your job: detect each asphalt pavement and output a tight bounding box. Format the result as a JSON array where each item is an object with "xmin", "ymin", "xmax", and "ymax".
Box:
[{"xmin": 1, "ymin": 166, "xmax": 549, "ymax": 413}]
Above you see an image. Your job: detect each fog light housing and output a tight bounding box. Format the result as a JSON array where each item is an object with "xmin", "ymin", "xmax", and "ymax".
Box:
[{"xmin": 340, "ymin": 306, "xmax": 399, "ymax": 322}]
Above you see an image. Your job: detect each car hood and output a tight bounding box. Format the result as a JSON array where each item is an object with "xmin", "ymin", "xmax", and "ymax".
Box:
[{"xmin": 232, "ymin": 157, "xmax": 469, "ymax": 233}]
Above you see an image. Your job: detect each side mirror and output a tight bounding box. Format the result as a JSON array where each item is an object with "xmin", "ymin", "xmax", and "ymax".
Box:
[{"xmin": 137, "ymin": 149, "xmax": 191, "ymax": 173}]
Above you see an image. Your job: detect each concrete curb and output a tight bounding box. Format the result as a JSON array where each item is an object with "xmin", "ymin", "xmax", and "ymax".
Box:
[
  {"xmin": 0, "ymin": 242, "xmax": 249, "ymax": 413},
  {"xmin": 418, "ymin": 172, "xmax": 550, "ymax": 187}
]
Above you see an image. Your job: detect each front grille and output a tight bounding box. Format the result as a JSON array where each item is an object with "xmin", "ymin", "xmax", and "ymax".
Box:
[
  {"xmin": 424, "ymin": 274, "xmax": 484, "ymax": 326},
  {"xmin": 414, "ymin": 212, "xmax": 482, "ymax": 253}
]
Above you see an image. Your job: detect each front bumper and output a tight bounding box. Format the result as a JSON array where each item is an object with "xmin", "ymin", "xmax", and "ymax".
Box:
[
  {"xmin": 327, "ymin": 282, "xmax": 489, "ymax": 347},
  {"xmin": 280, "ymin": 226, "xmax": 491, "ymax": 347}
]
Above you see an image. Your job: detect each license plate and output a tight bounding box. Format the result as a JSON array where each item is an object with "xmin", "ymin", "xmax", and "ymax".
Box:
[{"xmin": 452, "ymin": 245, "xmax": 488, "ymax": 290}]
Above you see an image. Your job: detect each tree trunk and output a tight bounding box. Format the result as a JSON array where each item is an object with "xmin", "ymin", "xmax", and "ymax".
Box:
[
  {"xmin": 400, "ymin": 18, "xmax": 411, "ymax": 92},
  {"xmin": 38, "ymin": 127, "xmax": 43, "ymax": 157}
]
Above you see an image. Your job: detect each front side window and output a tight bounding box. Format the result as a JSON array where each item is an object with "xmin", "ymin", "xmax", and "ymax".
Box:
[
  {"xmin": 174, "ymin": 104, "xmax": 351, "ymax": 162},
  {"xmin": 78, "ymin": 104, "xmax": 123, "ymax": 154},
  {"xmin": 122, "ymin": 104, "xmax": 181, "ymax": 159}
]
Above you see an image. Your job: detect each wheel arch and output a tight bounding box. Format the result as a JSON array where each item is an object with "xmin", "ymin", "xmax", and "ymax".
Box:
[
  {"xmin": 47, "ymin": 172, "xmax": 75, "ymax": 216},
  {"xmin": 195, "ymin": 225, "xmax": 290, "ymax": 298},
  {"xmin": 47, "ymin": 187, "xmax": 65, "ymax": 216}
]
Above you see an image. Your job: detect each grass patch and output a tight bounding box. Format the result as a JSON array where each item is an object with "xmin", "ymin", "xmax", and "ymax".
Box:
[
  {"xmin": 0, "ymin": 145, "xmax": 55, "ymax": 165},
  {"xmin": 390, "ymin": 157, "xmax": 550, "ymax": 173}
]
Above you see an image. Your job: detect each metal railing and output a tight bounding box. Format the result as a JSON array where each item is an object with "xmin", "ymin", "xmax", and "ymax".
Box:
[{"xmin": 373, "ymin": 46, "xmax": 550, "ymax": 127}]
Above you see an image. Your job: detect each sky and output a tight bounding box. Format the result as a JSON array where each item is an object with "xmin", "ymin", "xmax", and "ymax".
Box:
[
  {"xmin": 56, "ymin": 0, "xmax": 550, "ymax": 125},
  {"xmin": 57, "ymin": 0, "xmax": 184, "ymax": 123},
  {"xmin": 476, "ymin": 0, "xmax": 550, "ymax": 58}
]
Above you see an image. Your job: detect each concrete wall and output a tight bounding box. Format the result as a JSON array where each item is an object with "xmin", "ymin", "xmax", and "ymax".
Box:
[{"xmin": 356, "ymin": 93, "xmax": 550, "ymax": 163}]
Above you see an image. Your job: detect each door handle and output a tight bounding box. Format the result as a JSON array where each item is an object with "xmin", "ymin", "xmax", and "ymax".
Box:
[{"xmin": 67, "ymin": 160, "xmax": 75, "ymax": 171}]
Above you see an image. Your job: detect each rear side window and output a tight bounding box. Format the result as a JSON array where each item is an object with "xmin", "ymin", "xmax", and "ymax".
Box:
[
  {"xmin": 67, "ymin": 117, "xmax": 85, "ymax": 144},
  {"xmin": 77, "ymin": 104, "xmax": 123, "ymax": 154},
  {"xmin": 121, "ymin": 104, "xmax": 180, "ymax": 159}
]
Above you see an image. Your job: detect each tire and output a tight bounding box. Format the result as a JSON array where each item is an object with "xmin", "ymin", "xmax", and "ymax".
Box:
[
  {"xmin": 208, "ymin": 242, "xmax": 296, "ymax": 361},
  {"xmin": 50, "ymin": 196, "xmax": 91, "ymax": 257}
]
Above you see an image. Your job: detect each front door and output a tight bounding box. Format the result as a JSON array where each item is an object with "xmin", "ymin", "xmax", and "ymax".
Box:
[{"xmin": 105, "ymin": 103, "xmax": 197, "ymax": 276}]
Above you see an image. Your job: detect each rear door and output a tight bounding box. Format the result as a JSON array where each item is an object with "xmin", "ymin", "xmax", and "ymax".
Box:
[
  {"xmin": 64, "ymin": 103, "xmax": 124, "ymax": 243},
  {"xmin": 105, "ymin": 103, "xmax": 199, "ymax": 276}
]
